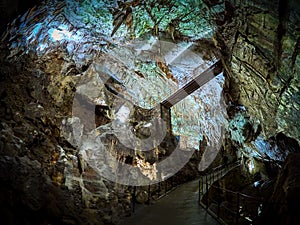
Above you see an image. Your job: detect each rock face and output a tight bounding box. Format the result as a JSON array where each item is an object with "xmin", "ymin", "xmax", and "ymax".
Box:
[
  {"xmin": 204, "ymin": 0, "xmax": 300, "ymax": 224},
  {"xmin": 215, "ymin": 0, "xmax": 300, "ymax": 141},
  {"xmin": 256, "ymin": 153, "xmax": 300, "ymax": 225},
  {"xmin": 0, "ymin": 1, "xmax": 219, "ymax": 224},
  {"xmin": 0, "ymin": 43, "xmax": 132, "ymax": 225},
  {"xmin": 1, "ymin": 0, "xmax": 298, "ymax": 224},
  {"xmin": 0, "ymin": 0, "xmax": 42, "ymax": 33}
]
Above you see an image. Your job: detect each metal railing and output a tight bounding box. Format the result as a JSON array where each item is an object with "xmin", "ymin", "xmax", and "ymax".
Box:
[
  {"xmin": 198, "ymin": 160, "xmax": 287, "ymax": 225},
  {"xmin": 198, "ymin": 160, "xmax": 240, "ymax": 203},
  {"xmin": 198, "ymin": 160, "xmax": 241, "ymax": 224},
  {"xmin": 130, "ymin": 176, "xmax": 178, "ymax": 213}
]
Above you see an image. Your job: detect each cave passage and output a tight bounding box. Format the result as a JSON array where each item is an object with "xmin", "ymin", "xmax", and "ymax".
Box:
[
  {"xmin": 120, "ymin": 179, "xmax": 219, "ymax": 225},
  {"xmin": 1, "ymin": 0, "xmax": 299, "ymax": 225}
]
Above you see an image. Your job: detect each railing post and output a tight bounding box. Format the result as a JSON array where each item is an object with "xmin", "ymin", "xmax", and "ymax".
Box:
[
  {"xmin": 236, "ymin": 192, "xmax": 240, "ymax": 225},
  {"xmin": 217, "ymin": 199, "xmax": 220, "ymax": 218},
  {"xmin": 148, "ymin": 184, "xmax": 151, "ymax": 205},
  {"xmin": 132, "ymin": 186, "xmax": 136, "ymax": 213},
  {"xmin": 157, "ymin": 182, "xmax": 160, "ymax": 198},
  {"xmin": 198, "ymin": 179, "xmax": 201, "ymax": 205},
  {"xmin": 206, "ymin": 174, "xmax": 208, "ymax": 209},
  {"xmin": 165, "ymin": 181, "xmax": 167, "ymax": 196},
  {"xmin": 205, "ymin": 174, "xmax": 208, "ymax": 192}
]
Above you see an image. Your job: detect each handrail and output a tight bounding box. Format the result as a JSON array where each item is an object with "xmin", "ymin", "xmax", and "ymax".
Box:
[
  {"xmin": 209, "ymin": 184, "xmax": 287, "ymax": 205},
  {"xmin": 130, "ymin": 176, "xmax": 179, "ymax": 213},
  {"xmin": 198, "ymin": 160, "xmax": 240, "ymax": 224},
  {"xmin": 198, "ymin": 160, "xmax": 287, "ymax": 225},
  {"xmin": 130, "ymin": 160, "xmax": 237, "ymax": 214},
  {"xmin": 200, "ymin": 159, "xmax": 241, "ymax": 176}
]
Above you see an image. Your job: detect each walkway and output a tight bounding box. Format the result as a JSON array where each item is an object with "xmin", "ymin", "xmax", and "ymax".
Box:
[
  {"xmin": 119, "ymin": 59, "xmax": 225, "ymax": 225},
  {"xmin": 120, "ymin": 179, "xmax": 219, "ymax": 225}
]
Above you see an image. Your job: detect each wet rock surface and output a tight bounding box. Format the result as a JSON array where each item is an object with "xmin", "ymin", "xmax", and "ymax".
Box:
[
  {"xmin": 0, "ymin": 1, "xmax": 220, "ymax": 224},
  {"xmin": 1, "ymin": 0, "xmax": 299, "ymax": 224},
  {"xmin": 0, "ymin": 44, "xmax": 131, "ymax": 225},
  {"xmin": 198, "ymin": 0, "xmax": 300, "ymax": 224},
  {"xmin": 215, "ymin": 0, "xmax": 300, "ymax": 141},
  {"xmin": 256, "ymin": 153, "xmax": 300, "ymax": 225}
]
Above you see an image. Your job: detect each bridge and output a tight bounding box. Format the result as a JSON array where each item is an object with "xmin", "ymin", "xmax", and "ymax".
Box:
[
  {"xmin": 161, "ymin": 59, "xmax": 223, "ymax": 108},
  {"xmin": 117, "ymin": 58, "xmax": 273, "ymax": 225},
  {"xmin": 159, "ymin": 59, "xmax": 223, "ymax": 132}
]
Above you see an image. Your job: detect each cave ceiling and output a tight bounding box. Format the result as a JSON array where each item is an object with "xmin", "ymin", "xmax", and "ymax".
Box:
[{"xmin": 1, "ymin": 0, "xmax": 228, "ymax": 149}]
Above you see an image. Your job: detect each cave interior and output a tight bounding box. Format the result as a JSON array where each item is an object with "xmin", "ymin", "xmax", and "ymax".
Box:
[{"xmin": 0, "ymin": 0, "xmax": 300, "ymax": 225}]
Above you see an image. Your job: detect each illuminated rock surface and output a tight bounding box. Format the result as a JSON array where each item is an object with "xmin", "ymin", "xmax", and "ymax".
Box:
[
  {"xmin": 0, "ymin": 0, "xmax": 225, "ymax": 224},
  {"xmin": 0, "ymin": 0, "xmax": 299, "ymax": 224}
]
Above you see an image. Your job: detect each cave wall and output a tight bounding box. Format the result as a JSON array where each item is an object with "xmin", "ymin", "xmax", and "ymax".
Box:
[
  {"xmin": 0, "ymin": 0, "xmax": 299, "ymax": 224},
  {"xmin": 0, "ymin": 0, "xmax": 42, "ymax": 34},
  {"xmin": 0, "ymin": 1, "xmax": 207, "ymax": 224},
  {"xmin": 211, "ymin": 0, "xmax": 300, "ymax": 224},
  {"xmin": 215, "ymin": 0, "xmax": 300, "ymax": 141},
  {"xmin": 0, "ymin": 46, "xmax": 133, "ymax": 225},
  {"xmin": 256, "ymin": 153, "xmax": 300, "ymax": 225}
]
